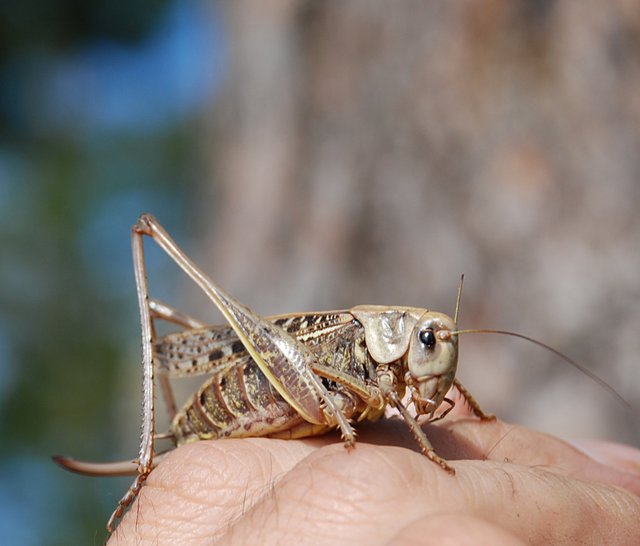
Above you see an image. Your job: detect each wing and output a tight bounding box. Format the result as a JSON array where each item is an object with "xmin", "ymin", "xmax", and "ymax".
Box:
[{"xmin": 155, "ymin": 311, "xmax": 356, "ymax": 378}]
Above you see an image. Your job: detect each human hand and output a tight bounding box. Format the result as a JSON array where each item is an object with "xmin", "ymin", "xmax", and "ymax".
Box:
[{"xmin": 107, "ymin": 412, "xmax": 640, "ymax": 545}]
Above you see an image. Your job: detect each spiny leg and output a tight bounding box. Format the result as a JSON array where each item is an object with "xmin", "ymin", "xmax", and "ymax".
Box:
[
  {"xmin": 133, "ymin": 214, "xmax": 356, "ymax": 447},
  {"xmin": 149, "ymin": 299, "xmax": 207, "ymax": 419},
  {"xmin": 301, "ymin": 371, "xmax": 356, "ymax": 447},
  {"xmin": 106, "ymin": 223, "xmax": 158, "ymax": 533},
  {"xmin": 321, "ymin": 389, "xmax": 360, "ymax": 447},
  {"xmin": 53, "ymin": 447, "xmax": 171, "ymax": 479},
  {"xmin": 269, "ymin": 390, "xmax": 358, "ymax": 441},
  {"xmin": 312, "ymin": 363, "xmax": 385, "ymax": 415},
  {"xmin": 107, "ymin": 474, "xmax": 146, "ymax": 533},
  {"xmin": 106, "ymin": 220, "xmax": 215, "ymax": 532},
  {"xmin": 385, "ymin": 388, "xmax": 454, "ymax": 474},
  {"xmin": 148, "ymin": 309, "xmax": 178, "ymax": 421},
  {"xmin": 453, "ymin": 378, "xmax": 496, "ymax": 421},
  {"xmin": 377, "ymin": 368, "xmax": 454, "ymax": 474},
  {"xmin": 149, "ymin": 299, "xmax": 207, "ymax": 330}
]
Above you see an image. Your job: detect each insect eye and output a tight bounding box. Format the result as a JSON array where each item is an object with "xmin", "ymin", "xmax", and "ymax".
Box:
[{"xmin": 419, "ymin": 328, "xmax": 436, "ymax": 349}]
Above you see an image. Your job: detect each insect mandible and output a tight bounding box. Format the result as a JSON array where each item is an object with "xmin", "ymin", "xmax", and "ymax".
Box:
[{"xmin": 54, "ymin": 214, "xmax": 622, "ymax": 533}]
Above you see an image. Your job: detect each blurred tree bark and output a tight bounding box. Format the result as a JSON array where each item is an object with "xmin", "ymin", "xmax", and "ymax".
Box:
[{"xmin": 193, "ymin": 0, "xmax": 640, "ymax": 445}]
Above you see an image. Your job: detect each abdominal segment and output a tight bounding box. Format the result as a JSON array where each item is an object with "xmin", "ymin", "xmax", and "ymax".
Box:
[{"xmin": 171, "ymin": 360, "xmax": 305, "ymax": 444}]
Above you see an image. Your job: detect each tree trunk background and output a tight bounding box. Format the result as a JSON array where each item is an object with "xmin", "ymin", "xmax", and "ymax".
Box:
[{"xmin": 191, "ymin": 0, "xmax": 640, "ymax": 446}]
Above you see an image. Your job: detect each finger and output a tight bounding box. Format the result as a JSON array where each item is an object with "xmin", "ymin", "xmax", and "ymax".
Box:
[
  {"xmin": 107, "ymin": 438, "xmax": 319, "ymax": 545},
  {"xmin": 388, "ymin": 513, "xmax": 526, "ymax": 546},
  {"xmin": 220, "ymin": 443, "xmax": 640, "ymax": 545},
  {"xmin": 336, "ymin": 416, "xmax": 640, "ymax": 496},
  {"xmin": 568, "ymin": 439, "xmax": 640, "ymax": 475},
  {"xmin": 293, "ymin": 416, "xmax": 640, "ymax": 496},
  {"xmin": 107, "ymin": 420, "xmax": 640, "ymax": 544},
  {"xmin": 431, "ymin": 418, "xmax": 640, "ymax": 496}
]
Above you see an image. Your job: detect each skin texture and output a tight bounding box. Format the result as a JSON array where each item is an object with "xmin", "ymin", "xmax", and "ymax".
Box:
[{"xmin": 108, "ymin": 403, "xmax": 640, "ymax": 546}]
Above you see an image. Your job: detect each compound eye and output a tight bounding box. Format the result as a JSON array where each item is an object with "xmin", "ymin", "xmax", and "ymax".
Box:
[{"xmin": 419, "ymin": 328, "xmax": 436, "ymax": 349}]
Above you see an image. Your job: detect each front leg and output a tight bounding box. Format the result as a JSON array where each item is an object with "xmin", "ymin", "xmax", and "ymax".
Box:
[
  {"xmin": 377, "ymin": 367, "xmax": 454, "ymax": 474},
  {"xmin": 453, "ymin": 378, "xmax": 496, "ymax": 421}
]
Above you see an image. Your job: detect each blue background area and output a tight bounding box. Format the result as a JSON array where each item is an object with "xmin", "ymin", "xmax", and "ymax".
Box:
[{"xmin": 0, "ymin": 1, "xmax": 224, "ymax": 542}]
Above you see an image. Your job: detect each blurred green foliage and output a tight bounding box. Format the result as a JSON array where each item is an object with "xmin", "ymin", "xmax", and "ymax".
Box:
[
  {"xmin": 0, "ymin": 1, "xmax": 217, "ymax": 542},
  {"xmin": 0, "ymin": 0, "xmax": 168, "ymax": 57}
]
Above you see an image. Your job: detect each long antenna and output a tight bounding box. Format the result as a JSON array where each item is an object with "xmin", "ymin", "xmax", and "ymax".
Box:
[
  {"xmin": 451, "ymin": 328, "xmax": 629, "ymax": 408},
  {"xmin": 454, "ymin": 274, "xmax": 464, "ymax": 324}
]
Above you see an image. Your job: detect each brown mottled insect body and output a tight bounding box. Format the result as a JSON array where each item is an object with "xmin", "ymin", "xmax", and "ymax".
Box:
[
  {"xmin": 54, "ymin": 214, "xmax": 500, "ymax": 532},
  {"xmin": 172, "ymin": 364, "xmax": 301, "ymax": 443},
  {"xmin": 165, "ymin": 312, "xmax": 378, "ymax": 446}
]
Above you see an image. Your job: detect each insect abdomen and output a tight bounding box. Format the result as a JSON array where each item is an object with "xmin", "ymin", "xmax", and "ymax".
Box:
[
  {"xmin": 171, "ymin": 360, "xmax": 302, "ymax": 444},
  {"xmin": 168, "ymin": 311, "xmax": 372, "ymax": 444}
]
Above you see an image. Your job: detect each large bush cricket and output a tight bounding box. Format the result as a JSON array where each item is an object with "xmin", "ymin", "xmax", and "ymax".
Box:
[{"xmin": 53, "ymin": 214, "xmax": 624, "ymax": 533}]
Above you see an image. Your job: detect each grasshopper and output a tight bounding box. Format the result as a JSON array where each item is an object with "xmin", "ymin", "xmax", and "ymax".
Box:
[{"xmin": 54, "ymin": 214, "xmax": 621, "ymax": 533}]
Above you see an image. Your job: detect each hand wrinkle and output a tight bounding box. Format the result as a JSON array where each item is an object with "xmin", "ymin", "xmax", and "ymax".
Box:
[{"xmin": 108, "ymin": 421, "xmax": 640, "ymax": 545}]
